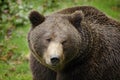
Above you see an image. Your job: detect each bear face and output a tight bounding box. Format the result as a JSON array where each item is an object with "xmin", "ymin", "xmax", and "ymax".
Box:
[{"xmin": 28, "ymin": 11, "xmax": 84, "ymax": 71}]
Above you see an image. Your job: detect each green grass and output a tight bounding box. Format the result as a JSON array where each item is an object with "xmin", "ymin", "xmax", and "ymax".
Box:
[
  {"xmin": 0, "ymin": 61, "xmax": 31, "ymax": 80},
  {"xmin": 0, "ymin": 0, "xmax": 120, "ymax": 80},
  {"xmin": 0, "ymin": 25, "xmax": 31, "ymax": 80}
]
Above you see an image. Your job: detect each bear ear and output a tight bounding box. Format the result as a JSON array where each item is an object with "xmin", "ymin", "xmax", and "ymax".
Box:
[
  {"xmin": 29, "ymin": 11, "xmax": 45, "ymax": 28},
  {"xmin": 69, "ymin": 11, "xmax": 84, "ymax": 28}
]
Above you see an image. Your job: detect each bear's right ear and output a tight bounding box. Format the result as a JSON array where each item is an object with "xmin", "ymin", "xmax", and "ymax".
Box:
[
  {"xmin": 68, "ymin": 11, "xmax": 84, "ymax": 28},
  {"xmin": 29, "ymin": 11, "xmax": 45, "ymax": 28}
]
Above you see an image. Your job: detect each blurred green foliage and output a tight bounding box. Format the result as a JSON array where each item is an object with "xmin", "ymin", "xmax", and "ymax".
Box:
[{"xmin": 0, "ymin": 0, "xmax": 120, "ymax": 80}]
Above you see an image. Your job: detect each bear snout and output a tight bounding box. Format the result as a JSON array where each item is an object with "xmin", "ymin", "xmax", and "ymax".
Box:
[{"xmin": 43, "ymin": 41, "xmax": 64, "ymax": 67}]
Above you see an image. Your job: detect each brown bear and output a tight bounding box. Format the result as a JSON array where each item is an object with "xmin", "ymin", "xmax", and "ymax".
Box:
[{"xmin": 28, "ymin": 6, "xmax": 120, "ymax": 80}]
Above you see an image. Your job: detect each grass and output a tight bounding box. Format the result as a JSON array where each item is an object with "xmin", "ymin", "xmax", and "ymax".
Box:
[
  {"xmin": 0, "ymin": 61, "xmax": 31, "ymax": 80},
  {"xmin": 0, "ymin": 0, "xmax": 120, "ymax": 80},
  {"xmin": 0, "ymin": 25, "xmax": 31, "ymax": 80}
]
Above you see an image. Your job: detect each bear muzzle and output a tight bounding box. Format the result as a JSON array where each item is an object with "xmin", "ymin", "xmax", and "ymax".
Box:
[{"xmin": 43, "ymin": 41, "xmax": 64, "ymax": 67}]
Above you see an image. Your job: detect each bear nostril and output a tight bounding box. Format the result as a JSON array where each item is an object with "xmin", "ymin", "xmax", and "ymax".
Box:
[
  {"xmin": 62, "ymin": 40, "xmax": 67, "ymax": 45},
  {"xmin": 46, "ymin": 38, "xmax": 52, "ymax": 42},
  {"xmin": 50, "ymin": 57, "xmax": 60, "ymax": 66}
]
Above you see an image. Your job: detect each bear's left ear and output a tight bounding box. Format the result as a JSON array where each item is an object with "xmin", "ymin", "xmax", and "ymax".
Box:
[
  {"xmin": 68, "ymin": 11, "xmax": 84, "ymax": 28},
  {"xmin": 29, "ymin": 11, "xmax": 45, "ymax": 28}
]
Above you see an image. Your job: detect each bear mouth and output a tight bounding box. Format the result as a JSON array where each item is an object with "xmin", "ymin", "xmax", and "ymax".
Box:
[
  {"xmin": 45, "ymin": 61, "xmax": 63, "ymax": 71},
  {"xmin": 50, "ymin": 64, "xmax": 63, "ymax": 71}
]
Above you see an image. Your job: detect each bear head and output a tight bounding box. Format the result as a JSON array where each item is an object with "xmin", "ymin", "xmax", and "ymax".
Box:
[{"xmin": 28, "ymin": 10, "xmax": 84, "ymax": 71}]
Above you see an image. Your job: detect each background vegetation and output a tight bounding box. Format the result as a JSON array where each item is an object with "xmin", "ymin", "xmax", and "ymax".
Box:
[{"xmin": 0, "ymin": 0, "xmax": 120, "ymax": 80}]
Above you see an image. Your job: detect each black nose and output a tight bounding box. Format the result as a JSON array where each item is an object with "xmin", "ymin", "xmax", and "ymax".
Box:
[{"xmin": 50, "ymin": 57, "xmax": 60, "ymax": 66}]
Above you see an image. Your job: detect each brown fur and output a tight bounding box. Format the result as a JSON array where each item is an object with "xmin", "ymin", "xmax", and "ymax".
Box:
[{"xmin": 28, "ymin": 6, "xmax": 120, "ymax": 80}]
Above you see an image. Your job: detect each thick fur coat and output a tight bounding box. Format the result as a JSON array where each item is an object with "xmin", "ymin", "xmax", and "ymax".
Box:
[{"xmin": 28, "ymin": 6, "xmax": 120, "ymax": 80}]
